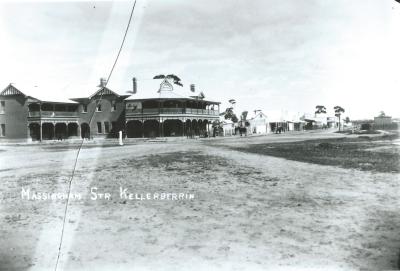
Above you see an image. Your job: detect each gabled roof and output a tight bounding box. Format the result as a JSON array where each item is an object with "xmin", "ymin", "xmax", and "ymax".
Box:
[
  {"xmin": 89, "ymin": 86, "xmax": 126, "ymax": 99},
  {"xmin": 0, "ymin": 84, "xmax": 26, "ymax": 96},
  {"xmin": 250, "ymin": 111, "xmax": 268, "ymax": 120},
  {"xmin": 1, "ymin": 83, "xmax": 77, "ymax": 104},
  {"xmin": 70, "ymin": 85, "xmax": 130, "ymax": 102}
]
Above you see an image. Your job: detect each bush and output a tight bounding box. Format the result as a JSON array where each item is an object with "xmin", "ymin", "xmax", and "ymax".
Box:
[{"xmin": 360, "ymin": 123, "xmax": 372, "ymax": 130}]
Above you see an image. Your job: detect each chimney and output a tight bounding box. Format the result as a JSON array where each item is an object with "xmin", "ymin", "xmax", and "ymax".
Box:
[
  {"xmin": 190, "ymin": 84, "xmax": 195, "ymax": 93},
  {"xmin": 132, "ymin": 77, "xmax": 137, "ymax": 94},
  {"xmin": 99, "ymin": 77, "xmax": 107, "ymax": 87}
]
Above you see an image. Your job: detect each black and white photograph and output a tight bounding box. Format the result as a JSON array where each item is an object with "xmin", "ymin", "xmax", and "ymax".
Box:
[{"xmin": 0, "ymin": 0, "xmax": 399, "ymax": 270}]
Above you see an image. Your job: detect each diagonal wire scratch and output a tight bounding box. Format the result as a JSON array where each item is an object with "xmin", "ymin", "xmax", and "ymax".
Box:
[{"xmin": 54, "ymin": 1, "xmax": 137, "ymax": 270}]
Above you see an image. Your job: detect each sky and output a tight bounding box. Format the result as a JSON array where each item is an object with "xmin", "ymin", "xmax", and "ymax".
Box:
[{"xmin": 0, "ymin": 0, "xmax": 399, "ymax": 119}]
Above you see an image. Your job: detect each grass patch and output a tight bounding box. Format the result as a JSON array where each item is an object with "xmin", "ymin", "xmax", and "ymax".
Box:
[
  {"xmin": 336, "ymin": 130, "xmax": 381, "ymax": 135},
  {"xmin": 232, "ymin": 135, "xmax": 400, "ymax": 173}
]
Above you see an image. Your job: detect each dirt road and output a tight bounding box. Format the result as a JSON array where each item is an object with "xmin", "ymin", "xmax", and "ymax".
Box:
[{"xmin": 0, "ymin": 131, "xmax": 399, "ymax": 270}]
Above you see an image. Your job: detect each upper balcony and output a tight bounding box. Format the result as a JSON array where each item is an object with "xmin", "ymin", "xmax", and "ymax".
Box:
[
  {"xmin": 28, "ymin": 111, "xmax": 79, "ymax": 118},
  {"xmin": 126, "ymin": 107, "xmax": 219, "ymax": 117},
  {"xmin": 27, "ymin": 102, "xmax": 79, "ymax": 120}
]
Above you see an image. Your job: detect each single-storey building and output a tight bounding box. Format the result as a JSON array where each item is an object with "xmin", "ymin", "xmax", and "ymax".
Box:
[
  {"xmin": 220, "ymin": 118, "xmax": 235, "ymax": 136},
  {"xmin": 249, "ymin": 111, "xmax": 270, "ymax": 134}
]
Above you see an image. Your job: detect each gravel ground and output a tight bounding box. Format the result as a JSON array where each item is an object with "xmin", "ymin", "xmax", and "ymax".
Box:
[{"xmin": 0, "ymin": 131, "xmax": 399, "ymax": 271}]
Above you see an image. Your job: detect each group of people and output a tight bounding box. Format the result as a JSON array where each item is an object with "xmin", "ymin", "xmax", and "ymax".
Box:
[{"xmin": 275, "ymin": 126, "xmax": 285, "ymax": 134}]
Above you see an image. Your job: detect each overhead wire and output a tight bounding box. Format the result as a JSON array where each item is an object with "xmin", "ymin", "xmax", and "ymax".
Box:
[{"xmin": 54, "ymin": 1, "xmax": 137, "ymax": 270}]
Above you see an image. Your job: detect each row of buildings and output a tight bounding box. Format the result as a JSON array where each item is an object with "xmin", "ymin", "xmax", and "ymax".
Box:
[
  {"xmin": 220, "ymin": 111, "xmax": 306, "ymax": 137},
  {"xmin": 0, "ymin": 76, "xmax": 356, "ymax": 141},
  {"xmin": 219, "ymin": 111, "xmax": 344, "ymax": 137},
  {"xmin": 0, "ymin": 78, "xmax": 221, "ymax": 141}
]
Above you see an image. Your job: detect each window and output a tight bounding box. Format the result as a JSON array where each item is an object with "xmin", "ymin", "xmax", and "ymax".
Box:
[
  {"xmin": 104, "ymin": 122, "xmax": 110, "ymax": 133},
  {"xmin": 111, "ymin": 121, "xmax": 117, "ymax": 132},
  {"xmin": 96, "ymin": 103, "xmax": 102, "ymax": 112},
  {"xmin": 0, "ymin": 124, "xmax": 5, "ymax": 137},
  {"xmin": 111, "ymin": 101, "xmax": 117, "ymax": 111},
  {"xmin": 97, "ymin": 122, "xmax": 102, "ymax": 133},
  {"xmin": 0, "ymin": 101, "xmax": 5, "ymax": 114},
  {"xmin": 82, "ymin": 104, "xmax": 88, "ymax": 113}
]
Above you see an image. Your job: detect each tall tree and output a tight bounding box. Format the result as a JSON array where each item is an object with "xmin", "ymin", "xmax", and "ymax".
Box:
[
  {"xmin": 223, "ymin": 99, "xmax": 238, "ymax": 123},
  {"xmin": 228, "ymin": 99, "xmax": 236, "ymax": 110},
  {"xmin": 315, "ymin": 105, "xmax": 327, "ymax": 115},
  {"xmin": 228, "ymin": 99, "xmax": 236, "ymax": 105},
  {"xmin": 334, "ymin": 106, "xmax": 345, "ymax": 131},
  {"xmin": 241, "ymin": 111, "xmax": 250, "ymax": 129},
  {"xmin": 241, "ymin": 111, "xmax": 248, "ymax": 121},
  {"xmin": 222, "ymin": 107, "xmax": 238, "ymax": 123},
  {"xmin": 153, "ymin": 74, "xmax": 183, "ymax": 87},
  {"xmin": 231, "ymin": 114, "xmax": 239, "ymax": 123}
]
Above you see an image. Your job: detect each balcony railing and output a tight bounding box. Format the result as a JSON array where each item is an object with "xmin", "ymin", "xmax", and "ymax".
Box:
[
  {"xmin": 143, "ymin": 108, "xmax": 161, "ymax": 114},
  {"xmin": 184, "ymin": 108, "xmax": 219, "ymax": 115},
  {"xmin": 126, "ymin": 108, "xmax": 219, "ymax": 116},
  {"xmin": 28, "ymin": 111, "xmax": 79, "ymax": 118}
]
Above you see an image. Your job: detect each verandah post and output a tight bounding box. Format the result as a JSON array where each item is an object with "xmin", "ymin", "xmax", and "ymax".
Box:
[{"xmin": 40, "ymin": 122, "xmax": 43, "ymax": 142}]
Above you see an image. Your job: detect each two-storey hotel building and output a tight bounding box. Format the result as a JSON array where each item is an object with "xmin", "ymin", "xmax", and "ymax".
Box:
[{"xmin": 0, "ymin": 78, "xmax": 220, "ymax": 141}]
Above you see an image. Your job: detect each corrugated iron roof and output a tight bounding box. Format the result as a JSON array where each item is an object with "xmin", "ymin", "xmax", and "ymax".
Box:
[
  {"xmin": 1, "ymin": 84, "xmax": 77, "ymax": 104},
  {"xmin": 126, "ymin": 78, "xmax": 219, "ymax": 103},
  {"xmin": 1, "ymin": 78, "xmax": 220, "ymax": 104}
]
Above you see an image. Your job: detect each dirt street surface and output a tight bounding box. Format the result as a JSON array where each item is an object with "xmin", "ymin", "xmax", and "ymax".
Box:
[{"xmin": 0, "ymin": 131, "xmax": 399, "ymax": 271}]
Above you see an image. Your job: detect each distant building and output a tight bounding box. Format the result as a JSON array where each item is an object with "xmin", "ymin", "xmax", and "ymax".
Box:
[
  {"xmin": 374, "ymin": 115, "xmax": 392, "ymax": 125},
  {"xmin": 326, "ymin": 116, "xmax": 338, "ymax": 128},
  {"xmin": 249, "ymin": 111, "xmax": 269, "ymax": 134},
  {"xmin": 219, "ymin": 118, "xmax": 235, "ymax": 136},
  {"xmin": 351, "ymin": 119, "xmax": 374, "ymax": 130},
  {"xmin": 373, "ymin": 115, "xmax": 397, "ymax": 130},
  {"xmin": 247, "ymin": 111, "xmax": 304, "ymax": 134},
  {"xmin": 302, "ymin": 113, "xmax": 339, "ymax": 129}
]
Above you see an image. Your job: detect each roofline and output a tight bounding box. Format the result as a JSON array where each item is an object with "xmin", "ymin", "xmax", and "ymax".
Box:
[
  {"xmin": 24, "ymin": 95, "xmax": 77, "ymax": 104},
  {"xmin": 0, "ymin": 83, "xmax": 27, "ymax": 97},
  {"xmin": 88, "ymin": 86, "xmax": 121, "ymax": 99},
  {"xmin": 70, "ymin": 87, "xmax": 129, "ymax": 101},
  {"xmin": 1, "ymin": 84, "xmax": 77, "ymax": 104},
  {"xmin": 125, "ymin": 97, "xmax": 220, "ymax": 104},
  {"xmin": 69, "ymin": 98, "xmax": 90, "ymax": 102},
  {"xmin": 1, "ymin": 84, "xmax": 220, "ymax": 104},
  {"xmin": 31, "ymin": 101, "xmax": 77, "ymax": 105},
  {"xmin": 69, "ymin": 94, "xmax": 130, "ymax": 102}
]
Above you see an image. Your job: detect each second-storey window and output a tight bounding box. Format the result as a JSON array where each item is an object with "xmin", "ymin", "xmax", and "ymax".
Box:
[
  {"xmin": 96, "ymin": 103, "xmax": 102, "ymax": 112},
  {"xmin": 111, "ymin": 101, "xmax": 117, "ymax": 111},
  {"xmin": 82, "ymin": 104, "xmax": 88, "ymax": 113}
]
